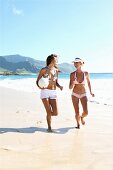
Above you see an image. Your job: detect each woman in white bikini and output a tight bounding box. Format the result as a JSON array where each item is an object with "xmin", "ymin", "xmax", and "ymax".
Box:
[
  {"xmin": 69, "ymin": 58, "xmax": 94, "ymax": 129},
  {"xmin": 36, "ymin": 54, "xmax": 63, "ymax": 132}
]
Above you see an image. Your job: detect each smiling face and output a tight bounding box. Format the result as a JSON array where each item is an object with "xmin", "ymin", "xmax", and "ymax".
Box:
[
  {"xmin": 54, "ymin": 56, "xmax": 58, "ymax": 68},
  {"xmin": 52, "ymin": 57, "xmax": 57, "ymax": 66},
  {"xmin": 74, "ymin": 62, "xmax": 82, "ymax": 69}
]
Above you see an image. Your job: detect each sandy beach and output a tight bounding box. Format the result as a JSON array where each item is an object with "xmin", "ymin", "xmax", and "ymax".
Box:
[{"xmin": 0, "ymin": 81, "xmax": 113, "ymax": 170}]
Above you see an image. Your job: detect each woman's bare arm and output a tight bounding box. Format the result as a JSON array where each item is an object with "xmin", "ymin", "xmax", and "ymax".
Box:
[
  {"xmin": 69, "ymin": 72, "xmax": 75, "ymax": 89},
  {"xmin": 85, "ymin": 72, "xmax": 94, "ymax": 97}
]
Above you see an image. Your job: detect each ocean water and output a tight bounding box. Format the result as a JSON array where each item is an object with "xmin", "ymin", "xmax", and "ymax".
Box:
[
  {"xmin": 0, "ymin": 73, "xmax": 113, "ymax": 107},
  {"xmin": 0, "ymin": 72, "xmax": 113, "ymax": 80}
]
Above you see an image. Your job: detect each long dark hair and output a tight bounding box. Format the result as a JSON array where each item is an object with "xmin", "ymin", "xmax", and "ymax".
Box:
[{"xmin": 46, "ymin": 54, "xmax": 57, "ymax": 66}]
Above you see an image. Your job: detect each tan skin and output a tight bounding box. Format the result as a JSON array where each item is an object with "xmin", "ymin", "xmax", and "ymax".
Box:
[
  {"xmin": 37, "ymin": 57, "xmax": 63, "ymax": 132},
  {"xmin": 69, "ymin": 62, "xmax": 94, "ymax": 129}
]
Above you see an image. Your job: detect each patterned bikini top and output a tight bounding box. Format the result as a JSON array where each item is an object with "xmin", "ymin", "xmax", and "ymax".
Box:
[
  {"xmin": 43, "ymin": 66, "xmax": 57, "ymax": 81},
  {"xmin": 74, "ymin": 71, "xmax": 85, "ymax": 85}
]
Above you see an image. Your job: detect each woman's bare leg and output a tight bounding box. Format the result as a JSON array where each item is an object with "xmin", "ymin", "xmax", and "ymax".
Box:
[
  {"xmin": 80, "ymin": 96, "xmax": 88, "ymax": 125},
  {"xmin": 42, "ymin": 98, "xmax": 52, "ymax": 131},
  {"xmin": 49, "ymin": 98, "xmax": 58, "ymax": 116},
  {"xmin": 72, "ymin": 95, "xmax": 80, "ymax": 129}
]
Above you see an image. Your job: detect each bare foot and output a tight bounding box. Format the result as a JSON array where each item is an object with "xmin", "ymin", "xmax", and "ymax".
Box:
[
  {"xmin": 81, "ymin": 117, "xmax": 85, "ymax": 125},
  {"xmin": 75, "ymin": 124, "xmax": 80, "ymax": 129},
  {"xmin": 47, "ymin": 129, "xmax": 54, "ymax": 133}
]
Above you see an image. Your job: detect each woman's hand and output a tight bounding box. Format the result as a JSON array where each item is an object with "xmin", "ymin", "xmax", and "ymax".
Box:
[
  {"xmin": 90, "ymin": 92, "xmax": 95, "ymax": 97},
  {"xmin": 59, "ymin": 85, "xmax": 63, "ymax": 91}
]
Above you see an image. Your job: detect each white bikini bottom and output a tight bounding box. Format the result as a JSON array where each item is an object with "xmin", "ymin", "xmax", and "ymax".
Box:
[{"xmin": 72, "ymin": 92, "xmax": 87, "ymax": 99}]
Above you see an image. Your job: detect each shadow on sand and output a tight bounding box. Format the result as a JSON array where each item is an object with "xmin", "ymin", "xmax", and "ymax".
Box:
[{"xmin": 0, "ymin": 126, "xmax": 75, "ymax": 134}]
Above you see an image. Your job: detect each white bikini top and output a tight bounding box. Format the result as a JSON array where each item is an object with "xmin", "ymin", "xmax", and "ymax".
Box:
[{"xmin": 74, "ymin": 71, "xmax": 85, "ymax": 85}]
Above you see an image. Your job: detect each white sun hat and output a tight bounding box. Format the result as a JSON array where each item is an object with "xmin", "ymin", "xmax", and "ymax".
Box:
[
  {"xmin": 72, "ymin": 58, "xmax": 84, "ymax": 64},
  {"xmin": 38, "ymin": 77, "xmax": 49, "ymax": 88}
]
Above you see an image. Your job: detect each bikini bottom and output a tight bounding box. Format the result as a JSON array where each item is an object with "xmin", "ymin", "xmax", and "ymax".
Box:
[{"xmin": 72, "ymin": 92, "xmax": 87, "ymax": 99}]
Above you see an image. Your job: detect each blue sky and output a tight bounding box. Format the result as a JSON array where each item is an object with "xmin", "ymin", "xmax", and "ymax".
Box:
[{"xmin": 0, "ymin": 0, "xmax": 113, "ymax": 72}]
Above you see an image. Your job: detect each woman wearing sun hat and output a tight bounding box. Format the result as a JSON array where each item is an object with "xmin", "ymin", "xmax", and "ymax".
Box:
[{"xmin": 69, "ymin": 57, "xmax": 94, "ymax": 129}]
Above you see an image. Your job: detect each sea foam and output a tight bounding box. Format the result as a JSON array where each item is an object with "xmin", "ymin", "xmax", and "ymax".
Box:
[{"xmin": 0, "ymin": 78, "xmax": 113, "ymax": 107}]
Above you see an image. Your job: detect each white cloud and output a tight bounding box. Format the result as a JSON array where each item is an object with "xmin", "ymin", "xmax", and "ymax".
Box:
[{"xmin": 12, "ymin": 6, "xmax": 23, "ymax": 16}]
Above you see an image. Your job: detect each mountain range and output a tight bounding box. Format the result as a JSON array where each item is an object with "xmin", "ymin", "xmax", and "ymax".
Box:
[{"xmin": 0, "ymin": 54, "xmax": 75, "ymax": 74}]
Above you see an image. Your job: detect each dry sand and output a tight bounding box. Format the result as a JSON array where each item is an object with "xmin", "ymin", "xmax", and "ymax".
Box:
[{"xmin": 0, "ymin": 86, "xmax": 113, "ymax": 170}]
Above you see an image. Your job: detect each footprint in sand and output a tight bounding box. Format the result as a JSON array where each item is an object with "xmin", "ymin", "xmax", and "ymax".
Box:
[
  {"xmin": 1, "ymin": 145, "xmax": 34, "ymax": 152},
  {"xmin": 37, "ymin": 121, "xmax": 42, "ymax": 124}
]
